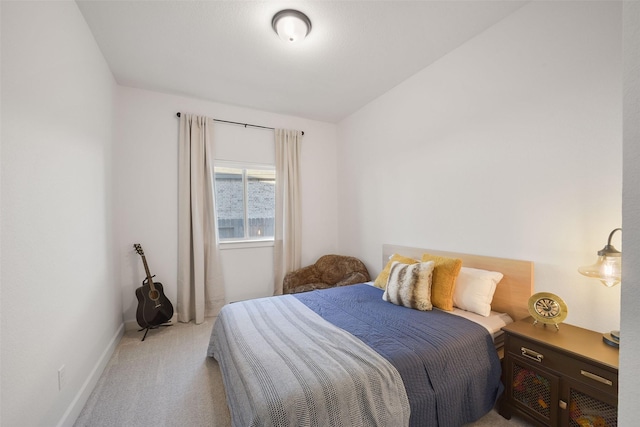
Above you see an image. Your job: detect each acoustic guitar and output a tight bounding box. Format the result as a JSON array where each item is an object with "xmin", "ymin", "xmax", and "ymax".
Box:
[{"xmin": 133, "ymin": 244, "xmax": 174, "ymax": 330}]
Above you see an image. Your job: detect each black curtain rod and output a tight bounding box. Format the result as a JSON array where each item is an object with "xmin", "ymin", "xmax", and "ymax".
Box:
[{"xmin": 176, "ymin": 112, "xmax": 304, "ymax": 136}]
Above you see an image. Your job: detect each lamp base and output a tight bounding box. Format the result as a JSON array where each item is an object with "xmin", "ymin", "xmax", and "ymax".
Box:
[{"xmin": 602, "ymin": 330, "xmax": 620, "ymax": 348}]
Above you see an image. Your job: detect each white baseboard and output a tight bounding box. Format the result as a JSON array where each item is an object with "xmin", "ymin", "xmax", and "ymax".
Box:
[{"xmin": 56, "ymin": 323, "xmax": 125, "ymax": 427}]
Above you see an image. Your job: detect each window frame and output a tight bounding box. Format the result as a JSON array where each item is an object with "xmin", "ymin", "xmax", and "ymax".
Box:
[{"xmin": 213, "ymin": 160, "xmax": 276, "ymax": 248}]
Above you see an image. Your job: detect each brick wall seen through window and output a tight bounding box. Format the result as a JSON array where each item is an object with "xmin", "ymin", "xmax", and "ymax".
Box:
[{"xmin": 214, "ymin": 165, "xmax": 275, "ymax": 240}]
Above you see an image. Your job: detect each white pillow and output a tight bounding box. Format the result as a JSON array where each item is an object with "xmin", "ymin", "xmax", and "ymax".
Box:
[{"xmin": 453, "ymin": 267, "xmax": 504, "ymax": 317}]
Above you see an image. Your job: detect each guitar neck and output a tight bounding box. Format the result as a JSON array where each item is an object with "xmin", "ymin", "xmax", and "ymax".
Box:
[{"xmin": 140, "ymin": 255, "xmax": 156, "ymax": 291}]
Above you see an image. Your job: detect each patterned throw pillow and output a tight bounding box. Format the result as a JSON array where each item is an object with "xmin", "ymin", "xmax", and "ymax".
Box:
[
  {"xmin": 382, "ymin": 261, "xmax": 435, "ymax": 311},
  {"xmin": 373, "ymin": 254, "xmax": 420, "ymax": 289},
  {"xmin": 421, "ymin": 253, "xmax": 462, "ymax": 311}
]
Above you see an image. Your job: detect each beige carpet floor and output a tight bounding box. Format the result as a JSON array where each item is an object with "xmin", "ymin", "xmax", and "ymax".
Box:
[{"xmin": 74, "ymin": 319, "xmax": 533, "ymax": 427}]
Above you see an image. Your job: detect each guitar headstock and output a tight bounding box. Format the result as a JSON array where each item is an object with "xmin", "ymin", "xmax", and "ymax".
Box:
[{"xmin": 133, "ymin": 243, "xmax": 145, "ymax": 256}]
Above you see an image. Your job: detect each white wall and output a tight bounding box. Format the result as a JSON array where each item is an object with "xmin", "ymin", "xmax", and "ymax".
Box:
[
  {"xmin": 620, "ymin": 1, "xmax": 640, "ymax": 424},
  {"xmin": 337, "ymin": 1, "xmax": 622, "ymax": 334},
  {"xmin": 114, "ymin": 86, "xmax": 338, "ymax": 324},
  {"xmin": 1, "ymin": 2, "xmax": 122, "ymax": 426}
]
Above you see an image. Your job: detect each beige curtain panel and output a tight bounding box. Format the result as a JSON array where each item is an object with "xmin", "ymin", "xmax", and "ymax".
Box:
[
  {"xmin": 273, "ymin": 129, "xmax": 302, "ymax": 295},
  {"xmin": 178, "ymin": 114, "xmax": 225, "ymax": 323}
]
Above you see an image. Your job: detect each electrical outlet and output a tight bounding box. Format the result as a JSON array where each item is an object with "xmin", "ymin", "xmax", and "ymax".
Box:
[{"xmin": 58, "ymin": 365, "xmax": 66, "ymax": 391}]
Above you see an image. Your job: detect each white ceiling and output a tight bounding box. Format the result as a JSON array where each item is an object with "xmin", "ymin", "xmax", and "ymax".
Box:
[{"xmin": 77, "ymin": 1, "xmax": 526, "ymax": 123}]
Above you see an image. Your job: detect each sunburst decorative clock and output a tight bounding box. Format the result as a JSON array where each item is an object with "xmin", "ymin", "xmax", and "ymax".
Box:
[{"xmin": 528, "ymin": 292, "xmax": 568, "ymax": 330}]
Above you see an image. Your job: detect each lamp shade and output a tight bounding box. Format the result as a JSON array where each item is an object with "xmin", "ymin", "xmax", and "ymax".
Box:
[
  {"xmin": 578, "ymin": 255, "xmax": 621, "ymax": 287},
  {"xmin": 578, "ymin": 228, "xmax": 622, "ymax": 287},
  {"xmin": 272, "ymin": 10, "xmax": 311, "ymax": 43}
]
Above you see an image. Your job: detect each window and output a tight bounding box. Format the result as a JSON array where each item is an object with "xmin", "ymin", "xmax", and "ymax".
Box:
[{"xmin": 214, "ymin": 163, "xmax": 275, "ymax": 242}]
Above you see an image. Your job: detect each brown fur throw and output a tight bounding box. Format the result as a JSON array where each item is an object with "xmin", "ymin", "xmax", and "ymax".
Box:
[{"xmin": 283, "ymin": 254, "xmax": 371, "ymax": 294}]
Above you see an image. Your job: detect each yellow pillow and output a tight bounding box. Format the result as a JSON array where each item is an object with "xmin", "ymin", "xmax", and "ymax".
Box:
[
  {"xmin": 373, "ymin": 254, "xmax": 419, "ymax": 289},
  {"xmin": 421, "ymin": 253, "xmax": 462, "ymax": 311}
]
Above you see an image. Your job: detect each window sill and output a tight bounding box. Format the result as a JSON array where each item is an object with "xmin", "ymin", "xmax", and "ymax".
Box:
[{"xmin": 219, "ymin": 240, "xmax": 274, "ymax": 250}]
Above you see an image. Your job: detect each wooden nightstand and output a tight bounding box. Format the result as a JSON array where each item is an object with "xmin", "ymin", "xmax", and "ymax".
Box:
[{"xmin": 499, "ymin": 318, "xmax": 619, "ymax": 427}]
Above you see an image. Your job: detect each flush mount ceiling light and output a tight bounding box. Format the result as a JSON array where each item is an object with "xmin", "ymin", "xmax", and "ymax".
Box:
[{"xmin": 272, "ymin": 9, "xmax": 312, "ymax": 43}]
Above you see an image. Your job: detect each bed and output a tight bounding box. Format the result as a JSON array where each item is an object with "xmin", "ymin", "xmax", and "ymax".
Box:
[{"xmin": 208, "ymin": 244, "xmax": 534, "ymax": 427}]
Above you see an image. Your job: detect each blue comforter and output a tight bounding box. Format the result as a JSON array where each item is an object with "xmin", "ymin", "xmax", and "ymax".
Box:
[{"xmin": 294, "ymin": 284, "xmax": 503, "ymax": 427}]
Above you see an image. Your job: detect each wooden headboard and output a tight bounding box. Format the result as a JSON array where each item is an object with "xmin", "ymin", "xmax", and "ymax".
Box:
[{"xmin": 382, "ymin": 244, "xmax": 534, "ymax": 322}]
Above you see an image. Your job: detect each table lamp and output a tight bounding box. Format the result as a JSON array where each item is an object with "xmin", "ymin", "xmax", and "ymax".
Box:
[{"xmin": 578, "ymin": 227, "xmax": 621, "ymax": 347}]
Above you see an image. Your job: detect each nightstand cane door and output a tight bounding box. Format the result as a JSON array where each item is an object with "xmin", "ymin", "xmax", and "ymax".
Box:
[
  {"xmin": 560, "ymin": 378, "xmax": 617, "ymax": 427},
  {"xmin": 505, "ymin": 355, "xmax": 560, "ymax": 426}
]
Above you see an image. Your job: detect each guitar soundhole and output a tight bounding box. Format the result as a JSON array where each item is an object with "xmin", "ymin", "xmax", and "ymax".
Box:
[{"xmin": 148, "ymin": 289, "xmax": 160, "ymax": 301}]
